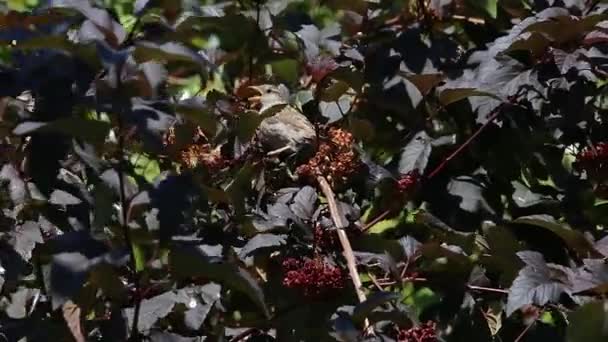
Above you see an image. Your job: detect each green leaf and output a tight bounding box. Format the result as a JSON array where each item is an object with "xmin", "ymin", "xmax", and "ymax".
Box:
[
  {"xmin": 270, "ymin": 59, "xmax": 299, "ymax": 84},
  {"xmin": 130, "ymin": 153, "xmax": 161, "ymax": 183},
  {"xmin": 9, "ymin": 0, "xmax": 39, "ymax": 12},
  {"xmin": 401, "ymin": 282, "xmax": 441, "ymax": 319},
  {"xmin": 132, "ymin": 243, "xmax": 146, "ymax": 272},
  {"xmin": 366, "ymin": 212, "xmax": 404, "ymax": 235},
  {"xmin": 467, "ymin": 0, "xmax": 497, "ymax": 19},
  {"xmin": 567, "ymin": 301, "xmax": 608, "ymax": 342}
]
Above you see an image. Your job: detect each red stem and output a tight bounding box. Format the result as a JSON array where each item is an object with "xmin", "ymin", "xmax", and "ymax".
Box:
[
  {"xmin": 514, "ymin": 322, "xmax": 534, "ymax": 342},
  {"xmin": 425, "ymin": 108, "xmax": 503, "ymax": 180},
  {"xmin": 361, "ymin": 209, "xmax": 392, "ymax": 232}
]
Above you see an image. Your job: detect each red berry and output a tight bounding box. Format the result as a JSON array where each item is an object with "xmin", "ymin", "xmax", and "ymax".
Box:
[
  {"xmin": 397, "ymin": 170, "xmax": 421, "ymax": 194},
  {"xmin": 575, "ymin": 142, "xmax": 608, "ymax": 180},
  {"xmin": 314, "ymin": 224, "xmax": 339, "ymax": 251},
  {"xmin": 397, "ymin": 321, "xmax": 438, "ymax": 342},
  {"xmin": 281, "ymin": 257, "xmax": 345, "ymax": 298}
]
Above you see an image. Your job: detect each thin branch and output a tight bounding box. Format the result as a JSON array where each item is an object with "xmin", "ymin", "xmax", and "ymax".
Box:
[
  {"xmin": 514, "ymin": 322, "xmax": 534, "ymax": 342},
  {"xmin": 425, "ymin": 107, "xmax": 503, "ymax": 180},
  {"xmin": 376, "ymin": 276, "xmax": 509, "ymax": 295},
  {"xmin": 317, "ymin": 176, "xmax": 367, "ymax": 304},
  {"xmin": 317, "ymin": 176, "xmax": 377, "ymax": 335},
  {"xmin": 361, "ymin": 209, "xmax": 392, "ymax": 232},
  {"xmin": 467, "ymin": 285, "xmax": 509, "ymax": 294},
  {"xmin": 230, "ymin": 328, "xmax": 258, "ymax": 342},
  {"xmin": 114, "ymin": 102, "xmax": 142, "ymax": 341},
  {"xmin": 451, "ymin": 15, "xmax": 486, "ymax": 25},
  {"xmin": 368, "ymin": 272, "xmax": 385, "ymax": 291}
]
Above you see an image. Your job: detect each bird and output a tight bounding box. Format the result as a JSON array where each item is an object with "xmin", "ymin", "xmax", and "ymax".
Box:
[{"xmin": 248, "ymin": 84, "xmax": 317, "ymax": 155}]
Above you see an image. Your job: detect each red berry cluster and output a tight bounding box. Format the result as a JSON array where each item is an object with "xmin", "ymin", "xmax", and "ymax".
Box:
[
  {"xmin": 163, "ymin": 126, "xmax": 229, "ymax": 172},
  {"xmin": 282, "ymin": 257, "xmax": 345, "ymax": 298},
  {"xmin": 296, "ymin": 127, "xmax": 361, "ymax": 187},
  {"xmin": 575, "ymin": 142, "xmax": 608, "ymax": 179},
  {"xmin": 397, "ymin": 321, "xmax": 438, "ymax": 342},
  {"xmin": 313, "ymin": 224, "xmax": 339, "ymax": 251},
  {"xmin": 397, "ymin": 170, "xmax": 421, "ymax": 194},
  {"xmin": 179, "ymin": 143, "xmax": 228, "ymax": 171}
]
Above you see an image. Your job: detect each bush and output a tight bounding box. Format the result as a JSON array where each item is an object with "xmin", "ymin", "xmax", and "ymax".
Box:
[{"xmin": 1, "ymin": 0, "xmax": 608, "ymax": 341}]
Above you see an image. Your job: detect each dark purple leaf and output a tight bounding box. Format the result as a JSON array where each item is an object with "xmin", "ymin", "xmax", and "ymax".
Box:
[
  {"xmin": 398, "ymin": 131, "xmax": 432, "ymax": 175},
  {"xmin": 49, "ymin": 189, "xmax": 82, "ymax": 206},
  {"xmin": 50, "ymin": 252, "xmax": 91, "ymax": 309},
  {"xmin": 124, "ymin": 291, "xmax": 188, "ymax": 333},
  {"xmin": 11, "ymin": 221, "xmax": 43, "ymax": 261},
  {"xmin": 512, "ymin": 215, "xmax": 598, "ymax": 257},
  {"xmin": 506, "ymin": 251, "xmax": 571, "ymax": 316},
  {"xmin": 238, "ymin": 234, "xmax": 286, "ymax": 258},
  {"xmin": 351, "ymin": 291, "xmax": 400, "ymax": 324},
  {"xmin": 50, "ymin": 0, "xmax": 126, "ymax": 45},
  {"xmin": 133, "ymin": 41, "xmax": 212, "ymax": 71},
  {"xmin": 170, "ymin": 244, "xmax": 269, "ymax": 318},
  {"xmin": 290, "ymin": 186, "xmax": 317, "ymax": 220},
  {"xmin": 399, "ymin": 236, "xmax": 422, "ymax": 260},
  {"xmin": 0, "ymin": 164, "xmax": 27, "ymax": 205}
]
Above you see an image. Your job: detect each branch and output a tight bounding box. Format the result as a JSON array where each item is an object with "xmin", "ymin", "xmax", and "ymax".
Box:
[
  {"xmin": 316, "ymin": 176, "xmax": 367, "ymax": 303},
  {"xmin": 467, "ymin": 285, "xmax": 509, "ymax": 294},
  {"xmin": 425, "ymin": 107, "xmax": 503, "ymax": 180},
  {"xmin": 114, "ymin": 103, "xmax": 142, "ymax": 341},
  {"xmin": 230, "ymin": 328, "xmax": 258, "ymax": 342},
  {"xmin": 451, "ymin": 15, "xmax": 486, "ymax": 25},
  {"xmin": 377, "ymin": 277, "xmax": 509, "ymax": 295},
  {"xmin": 360, "ymin": 209, "xmax": 392, "ymax": 232},
  {"xmin": 514, "ymin": 322, "xmax": 535, "ymax": 342}
]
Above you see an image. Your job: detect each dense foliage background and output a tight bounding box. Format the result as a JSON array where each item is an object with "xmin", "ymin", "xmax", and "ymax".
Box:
[{"xmin": 2, "ymin": 0, "xmax": 608, "ymax": 341}]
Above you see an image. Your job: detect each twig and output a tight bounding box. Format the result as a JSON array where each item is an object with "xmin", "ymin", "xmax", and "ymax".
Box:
[
  {"xmin": 467, "ymin": 285, "xmax": 509, "ymax": 294},
  {"xmin": 452, "ymin": 15, "xmax": 486, "ymax": 25},
  {"xmin": 425, "ymin": 107, "xmax": 503, "ymax": 180},
  {"xmin": 368, "ymin": 272, "xmax": 385, "ymax": 291},
  {"xmin": 230, "ymin": 328, "xmax": 258, "ymax": 342},
  {"xmin": 317, "ymin": 176, "xmax": 374, "ymax": 335},
  {"xmin": 361, "ymin": 209, "xmax": 392, "ymax": 232},
  {"xmin": 514, "ymin": 322, "xmax": 534, "ymax": 342},
  {"xmin": 113, "ymin": 100, "xmax": 142, "ymax": 341},
  {"xmin": 376, "ymin": 277, "xmax": 509, "ymax": 295},
  {"xmin": 317, "ymin": 176, "xmax": 367, "ymax": 304}
]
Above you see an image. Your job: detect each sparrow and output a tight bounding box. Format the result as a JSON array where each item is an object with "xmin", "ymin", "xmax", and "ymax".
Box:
[{"xmin": 248, "ymin": 85, "xmax": 317, "ymax": 155}]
